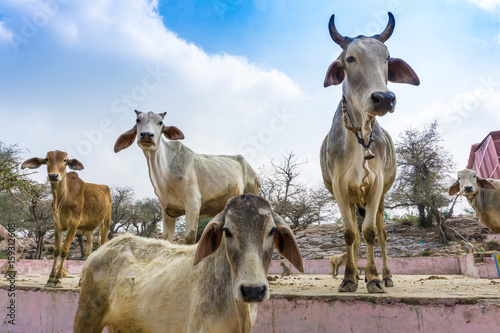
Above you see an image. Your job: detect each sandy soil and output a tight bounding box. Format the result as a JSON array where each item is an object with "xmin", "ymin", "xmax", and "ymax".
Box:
[{"xmin": 3, "ymin": 273, "xmax": 499, "ymax": 302}]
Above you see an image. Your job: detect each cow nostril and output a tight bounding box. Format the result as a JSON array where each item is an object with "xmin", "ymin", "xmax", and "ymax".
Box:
[
  {"xmin": 372, "ymin": 94, "xmax": 381, "ymax": 105},
  {"xmin": 241, "ymin": 285, "xmax": 266, "ymax": 302},
  {"xmin": 372, "ymin": 92, "xmax": 396, "ymax": 111}
]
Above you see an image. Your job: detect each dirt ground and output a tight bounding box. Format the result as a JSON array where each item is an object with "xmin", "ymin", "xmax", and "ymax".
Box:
[{"xmin": 3, "ymin": 273, "xmax": 499, "ymax": 302}]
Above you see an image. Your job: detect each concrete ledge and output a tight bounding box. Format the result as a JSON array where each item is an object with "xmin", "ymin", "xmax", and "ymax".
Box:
[{"xmin": 254, "ymin": 296, "xmax": 500, "ymax": 333}]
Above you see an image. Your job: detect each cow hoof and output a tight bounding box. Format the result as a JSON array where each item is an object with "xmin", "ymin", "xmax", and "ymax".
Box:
[
  {"xmin": 383, "ymin": 278, "xmax": 394, "ymax": 287},
  {"xmin": 338, "ymin": 280, "xmax": 358, "ymax": 292},
  {"xmin": 54, "ymin": 281, "xmax": 63, "ymax": 288},
  {"xmin": 367, "ymin": 280, "xmax": 387, "ymax": 293},
  {"xmin": 61, "ymin": 267, "xmax": 68, "ymax": 277},
  {"xmin": 45, "ymin": 281, "xmax": 56, "ymax": 288}
]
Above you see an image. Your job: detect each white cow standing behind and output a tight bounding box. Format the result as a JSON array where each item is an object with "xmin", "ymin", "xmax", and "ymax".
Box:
[
  {"xmin": 73, "ymin": 194, "xmax": 304, "ymax": 333},
  {"xmin": 114, "ymin": 111, "xmax": 260, "ymax": 244},
  {"xmin": 449, "ymin": 169, "xmax": 500, "ymax": 233}
]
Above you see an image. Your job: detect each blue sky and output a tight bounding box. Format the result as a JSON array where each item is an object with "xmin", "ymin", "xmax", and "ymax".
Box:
[{"xmin": 1, "ymin": 0, "xmax": 500, "ymax": 213}]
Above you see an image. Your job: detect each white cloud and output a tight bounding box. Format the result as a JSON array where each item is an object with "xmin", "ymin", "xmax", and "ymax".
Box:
[
  {"xmin": 1, "ymin": 0, "xmax": 303, "ymax": 198},
  {"xmin": 0, "ymin": 22, "xmax": 13, "ymax": 42},
  {"xmin": 469, "ymin": 0, "xmax": 500, "ymax": 10}
]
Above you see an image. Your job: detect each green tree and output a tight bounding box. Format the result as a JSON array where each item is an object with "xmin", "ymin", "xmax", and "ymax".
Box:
[
  {"xmin": 134, "ymin": 197, "xmax": 162, "ymax": 237},
  {"xmin": 387, "ymin": 120, "xmax": 454, "ymax": 242}
]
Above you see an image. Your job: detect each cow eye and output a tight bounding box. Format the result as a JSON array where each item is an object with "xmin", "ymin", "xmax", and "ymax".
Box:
[
  {"xmin": 223, "ymin": 228, "xmax": 233, "ymax": 238},
  {"xmin": 159, "ymin": 121, "xmax": 163, "ymax": 126},
  {"xmin": 346, "ymin": 56, "xmax": 356, "ymax": 63},
  {"xmin": 64, "ymin": 159, "xmax": 67, "ymax": 163},
  {"xmin": 269, "ymin": 227, "xmax": 276, "ymax": 236},
  {"xmin": 136, "ymin": 119, "xmax": 140, "ymax": 123}
]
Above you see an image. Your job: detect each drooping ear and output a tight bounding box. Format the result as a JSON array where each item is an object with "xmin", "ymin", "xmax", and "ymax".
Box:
[
  {"xmin": 448, "ymin": 180, "xmax": 461, "ymax": 196},
  {"xmin": 162, "ymin": 126, "xmax": 185, "ymax": 140},
  {"xmin": 477, "ymin": 177, "xmax": 496, "ymax": 190},
  {"xmin": 67, "ymin": 158, "xmax": 84, "ymax": 171},
  {"xmin": 114, "ymin": 126, "xmax": 137, "ymax": 153},
  {"xmin": 193, "ymin": 213, "xmax": 225, "ymax": 265},
  {"xmin": 21, "ymin": 157, "xmax": 47, "ymax": 169},
  {"xmin": 273, "ymin": 213, "xmax": 304, "ymax": 273},
  {"xmin": 388, "ymin": 58, "xmax": 420, "ymax": 86},
  {"xmin": 324, "ymin": 60, "xmax": 344, "ymax": 87}
]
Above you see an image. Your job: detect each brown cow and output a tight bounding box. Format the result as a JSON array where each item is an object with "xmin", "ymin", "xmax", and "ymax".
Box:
[{"xmin": 22, "ymin": 151, "xmax": 111, "ymax": 287}]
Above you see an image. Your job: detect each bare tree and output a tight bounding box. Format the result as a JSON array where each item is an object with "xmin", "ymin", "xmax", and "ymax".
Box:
[{"xmin": 260, "ymin": 152, "xmax": 337, "ymax": 232}]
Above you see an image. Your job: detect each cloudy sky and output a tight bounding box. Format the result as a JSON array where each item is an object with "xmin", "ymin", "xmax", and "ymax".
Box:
[{"xmin": 1, "ymin": 0, "xmax": 499, "ymax": 211}]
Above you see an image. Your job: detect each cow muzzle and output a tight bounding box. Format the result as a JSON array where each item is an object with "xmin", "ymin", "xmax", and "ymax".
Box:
[
  {"xmin": 48, "ymin": 174, "xmax": 60, "ymax": 182},
  {"xmin": 370, "ymin": 91, "xmax": 396, "ymax": 115},
  {"xmin": 240, "ymin": 285, "xmax": 267, "ymax": 303},
  {"xmin": 138, "ymin": 131, "xmax": 155, "ymax": 146}
]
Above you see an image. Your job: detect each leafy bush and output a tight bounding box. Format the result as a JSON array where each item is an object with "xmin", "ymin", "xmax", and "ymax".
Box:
[{"xmin": 394, "ymin": 213, "xmax": 419, "ymax": 226}]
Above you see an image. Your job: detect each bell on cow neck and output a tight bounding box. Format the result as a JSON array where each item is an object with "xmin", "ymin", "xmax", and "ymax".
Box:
[{"xmin": 364, "ymin": 148, "xmax": 375, "ymax": 160}]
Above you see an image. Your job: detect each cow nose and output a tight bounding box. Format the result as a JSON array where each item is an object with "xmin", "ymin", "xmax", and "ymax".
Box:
[
  {"xmin": 140, "ymin": 132, "xmax": 154, "ymax": 139},
  {"xmin": 371, "ymin": 92, "xmax": 396, "ymax": 112},
  {"xmin": 464, "ymin": 186, "xmax": 473, "ymax": 192},
  {"xmin": 48, "ymin": 174, "xmax": 59, "ymax": 181},
  {"xmin": 241, "ymin": 285, "xmax": 266, "ymax": 302}
]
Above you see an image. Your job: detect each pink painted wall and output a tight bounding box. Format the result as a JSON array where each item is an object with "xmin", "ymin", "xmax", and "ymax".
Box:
[
  {"xmin": 2, "ymin": 287, "xmax": 499, "ymax": 333},
  {"xmin": 269, "ymin": 257, "xmax": 463, "ymax": 276},
  {"xmin": 1, "ymin": 256, "xmax": 496, "ymax": 278},
  {"xmin": 0, "ymin": 259, "xmax": 86, "ymax": 275}
]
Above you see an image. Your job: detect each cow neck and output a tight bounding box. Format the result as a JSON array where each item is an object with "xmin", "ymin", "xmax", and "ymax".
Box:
[
  {"xmin": 342, "ymin": 95, "xmax": 375, "ymax": 150},
  {"xmin": 142, "ymin": 142, "xmax": 170, "ymax": 199},
  {"xmin": 50, "ymin": 178, "xmax": 67, "ymax": 216},
  {"xmin": 199, "ymin": 239, "xmax": 252, "ymax": 326}
]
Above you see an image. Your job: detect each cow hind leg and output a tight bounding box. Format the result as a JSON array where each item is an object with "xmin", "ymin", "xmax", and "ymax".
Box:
[
  {"xmin": 98, "ymin": 216, "xmax": 110, "ymax": 247},
  {"xmin": 376, "ymin": 198, "xmax": 393, "ymax": 287},
  {"xmin": 84, "ymin": 231, "xmax": 93, "ymax": 259}
]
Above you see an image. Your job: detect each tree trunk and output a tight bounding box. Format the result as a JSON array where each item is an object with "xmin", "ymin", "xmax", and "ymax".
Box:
[
  {"xmin": 430, "ymin": 203, "xmax": 450, "ymax": 244},
  {"xmin": 35, "ymin": 233, "xmax": 44, "ymax": 259},
  {"xmin": 418, "ymin": 204, "xmax": 432, "ymax": 227}
]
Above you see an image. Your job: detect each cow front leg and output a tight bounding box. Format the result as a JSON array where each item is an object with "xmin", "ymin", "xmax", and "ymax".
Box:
[
  {"xmin": 161, "ymin": 210, "xmax": 176, "ymax": 242},
  {"xmin": 46, "ymin": 229, "xmax": 62, "ymax": 288},
  {"xmin": 53, "ymin": 227, "xmax": 77, "ymax": 288},
  {"xmin": 362, "ymin": 191, "xmax": 386, "ymax": 293},
  {"xmin": 376, "ymin": 198, "xmax": 393, "ymax": 287},
  {"xmin": 184, "ymin": 196, "xmax": 201, "ymax": 245},
  {"xmin": 335, "ymin": 193, "xmax": 358, "ymax": 292}
]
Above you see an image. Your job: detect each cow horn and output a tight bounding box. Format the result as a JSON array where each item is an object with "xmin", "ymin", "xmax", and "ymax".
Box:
[
  {"xmin": 328, "ymin": 14, "xmax": 345, "ymax": 46},
  {"xmin": 373, "ymin": 12, "xmax": 395, "ymax": 43}
]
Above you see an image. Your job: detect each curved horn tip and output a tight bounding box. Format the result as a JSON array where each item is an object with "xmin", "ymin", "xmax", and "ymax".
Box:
[
  {"xmin": 328, "ymin": 14, "xmax": 345, "ymax": 46},
  {"xmin": 374, "ymin": 12, "xmax": 396, "ymax": 43}
]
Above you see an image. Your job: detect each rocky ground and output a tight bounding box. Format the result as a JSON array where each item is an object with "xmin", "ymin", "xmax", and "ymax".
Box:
[{"xmin": 1, "ymin": 215, "xmax": 499, "ymax": 261}]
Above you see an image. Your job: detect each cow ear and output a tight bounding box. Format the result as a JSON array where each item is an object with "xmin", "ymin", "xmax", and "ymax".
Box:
[
  {"xmin": 21, "ymin": 157, "xmax": 47, "ymax": 169},
  {"xmin": 448, "ymin": 181, "xmax": 460, "ymax": 196},
  {"xmin": 273, "ymin": 213, "xmax": 304, "ymax": 273},
  {"xmin": 114, "ymin": 126, "xmax": 137, "ymax": 153},
  {"xmin": 388, "ymin": 58, "xmax": 420, "ymax": 85},
  {"xmin": 162, "ymin": 126, "xmax": 185, "ymax": 140},
  {"xmin": 67, "ymin": 159, "xmax": 84, "ymax": 171},
  {"xmin": 194, "ymin": 213, "xmax": 225, "ymax": 265},
  {"xmin": 324, "ymin": 60, "xmax": 344, "ymax": 87},
  {"xmin": 477, "ymin": 177, "xmax": 496, "ymax": 190}
]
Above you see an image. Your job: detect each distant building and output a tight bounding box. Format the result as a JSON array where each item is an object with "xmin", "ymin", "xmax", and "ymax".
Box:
[{"xmin": 467, "ymin": 130, "xmax": 500, "ymax": 179}]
